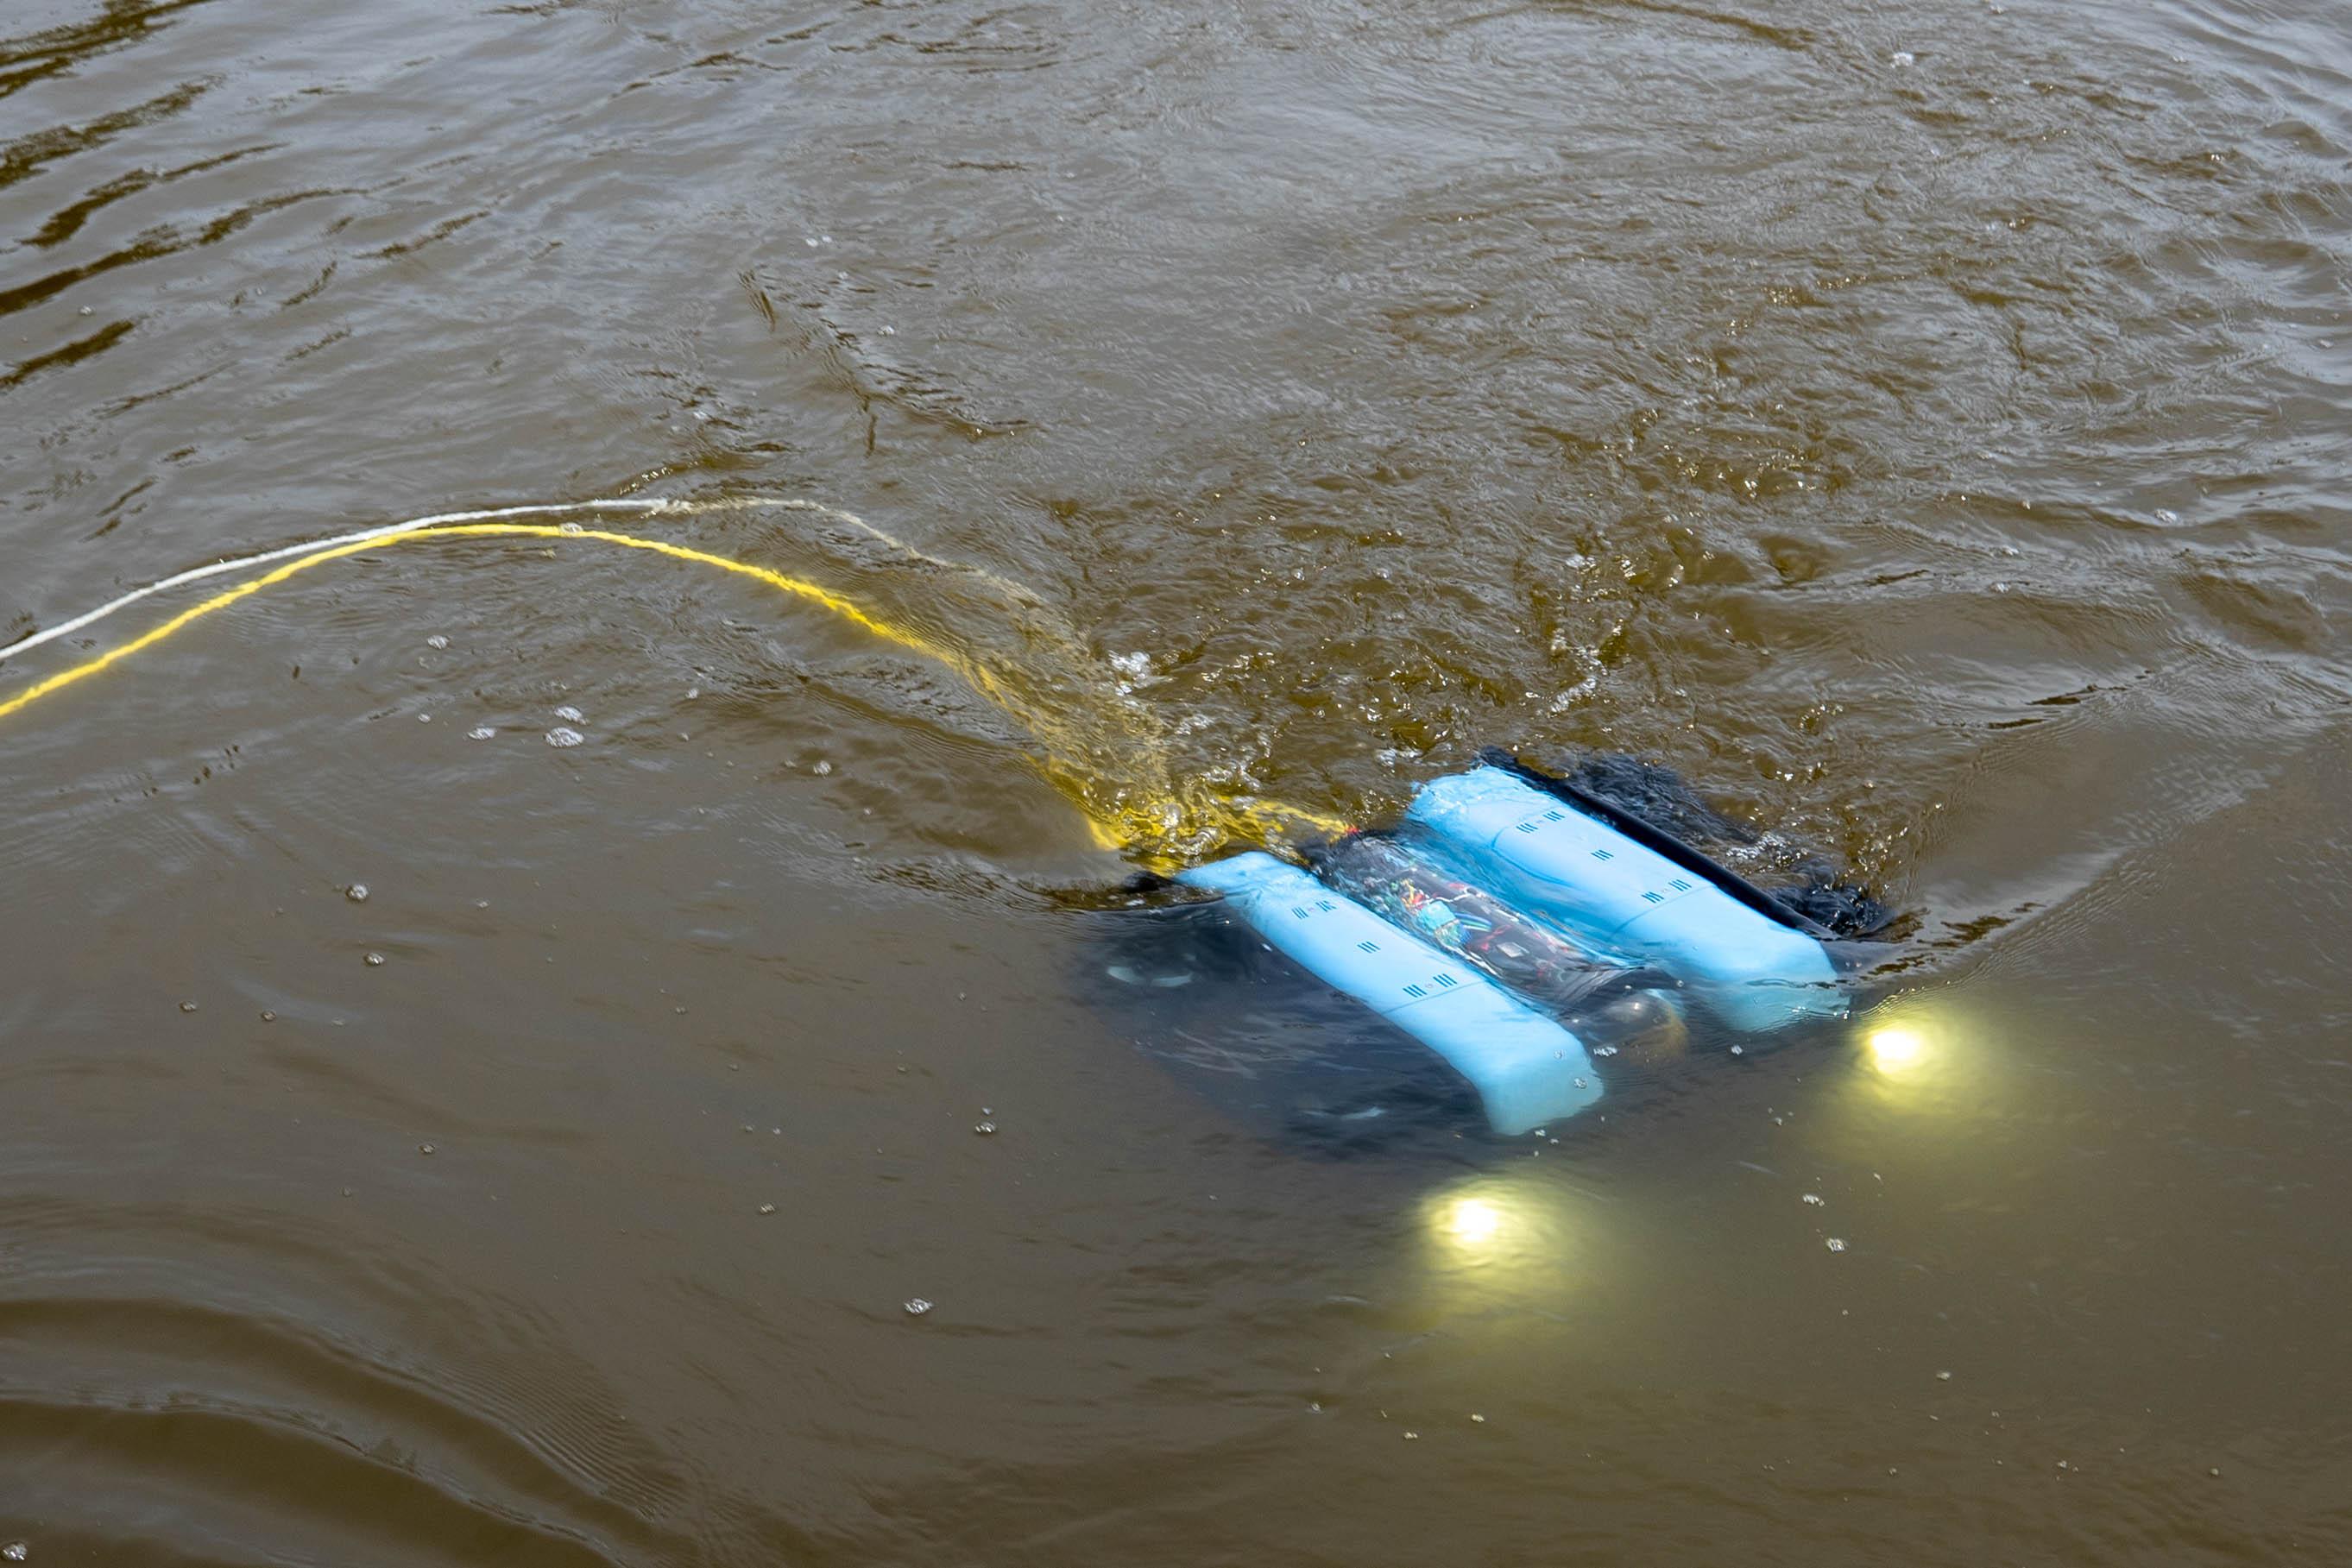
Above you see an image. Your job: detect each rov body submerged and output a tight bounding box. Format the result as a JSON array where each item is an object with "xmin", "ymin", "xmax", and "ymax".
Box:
[{"xmin": 1145, "ymin": 753, "xmax": 1865, "ymax": 1138}]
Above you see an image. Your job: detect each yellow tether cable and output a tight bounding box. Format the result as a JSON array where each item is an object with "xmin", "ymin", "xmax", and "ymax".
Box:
[{"xmin": 0, "ymin": 520, "xmax": 1350, "ymax": 862}]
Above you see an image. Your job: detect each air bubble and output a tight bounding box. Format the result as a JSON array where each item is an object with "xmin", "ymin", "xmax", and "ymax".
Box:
[
  {"xmin": 546, "ymin": 727, "xmax": 584, "ymax": 747},
  {"xmin": 426, "ymin": 635, "xmax": 450, "ymax": 650},
  {"xmin": 554, "ymin": 706, "xmax": 584, "ymax": 723},
  {"xmin": 904, "ymin": 1298, "xmax": 933, "ymax": 1316},
  {"xmin": 470, "ymin": 726, "xmax": 497, "ymax": 740}
]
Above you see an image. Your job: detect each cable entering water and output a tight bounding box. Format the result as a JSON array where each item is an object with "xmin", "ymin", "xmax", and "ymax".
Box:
[{"xmin": 0, "ymin": 500, "xmax": 1347, "ymax": 863}]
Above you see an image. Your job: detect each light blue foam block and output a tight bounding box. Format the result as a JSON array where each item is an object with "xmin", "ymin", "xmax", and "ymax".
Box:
[
  {"xmin": 1176, "ymin": 852, "xmax": 1602, "ymax": 1134},
  {"xmin": 1406, "ymin": 767, "xmax": 1843, "ymax": 1030}
]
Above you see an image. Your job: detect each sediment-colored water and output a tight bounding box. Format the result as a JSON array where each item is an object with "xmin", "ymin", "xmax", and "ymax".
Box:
[{"xmin": 3, "ymin": 0, "xmax": 2348, "ymax": 1560}]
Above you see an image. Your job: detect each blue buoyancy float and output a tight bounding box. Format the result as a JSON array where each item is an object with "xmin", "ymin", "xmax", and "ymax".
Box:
[
  {"xmin": 1407, "ymin": 765, "xmax": 1842, "ymax": 1032},
  {"xmin": 1174, "ymin": 853, "xmax": 1605, "ymax": 1135}
]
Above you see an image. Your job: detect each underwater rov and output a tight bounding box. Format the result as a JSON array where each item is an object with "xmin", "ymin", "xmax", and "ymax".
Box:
[{"xmin": 1125, "ymin": 751, "xmax": 1870, "ymax": 1141}]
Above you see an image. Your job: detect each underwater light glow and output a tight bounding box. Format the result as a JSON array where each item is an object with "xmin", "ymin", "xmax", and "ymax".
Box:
[
  {"xmin": 1414, "ymin": 1173, "xmax": 1607, "ymax": 1309},
  {"xmin": 1446, "ymin": 1197, "xmax": 1504, "ymax": 1248},
  {"xmin": 1867, "ymin": 1026, "xmax": 1929, "ymax": 1074}
]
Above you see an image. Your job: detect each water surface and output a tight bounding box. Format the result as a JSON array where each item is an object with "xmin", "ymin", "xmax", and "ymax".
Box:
[{"xmin": 3, "ymin": 0, "xmax": 2349, "ymax": 1560}]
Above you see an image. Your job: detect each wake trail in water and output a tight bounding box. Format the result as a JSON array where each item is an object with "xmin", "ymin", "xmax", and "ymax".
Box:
[{"xmin": 0, "ymin": 494, "xmax": 1344, "ymax": 863}]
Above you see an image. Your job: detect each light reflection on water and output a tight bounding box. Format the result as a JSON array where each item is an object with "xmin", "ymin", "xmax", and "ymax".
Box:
[
  {"xmin": 1866, "ymin": 1024, "xmax": 1933, "ymax": 1077},
  {"xmin": 1411, "ymin": 1162, "xmax": 1613, "ymax": 1327}
]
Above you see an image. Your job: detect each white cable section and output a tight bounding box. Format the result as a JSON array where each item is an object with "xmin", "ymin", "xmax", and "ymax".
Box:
[{"xmin": 0, "ymin": 494, "xmax": 1005, "ymax": 665}]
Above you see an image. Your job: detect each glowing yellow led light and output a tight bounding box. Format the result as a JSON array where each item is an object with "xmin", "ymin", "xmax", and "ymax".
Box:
[
  {"xmin": 1868, "ymin": 1027, "xmax": 1928, "ymax": 1073},
  {"xmin": 1447, "ymin": 1198, "xmax": 1503, "ymax": 1248}
]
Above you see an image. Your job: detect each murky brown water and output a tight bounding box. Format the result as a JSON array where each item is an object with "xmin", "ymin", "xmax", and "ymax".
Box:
[{"xmin": 5, "ymin": 0, "xmax": 2351, "ymax": 1560}]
